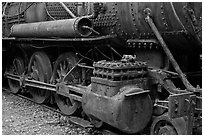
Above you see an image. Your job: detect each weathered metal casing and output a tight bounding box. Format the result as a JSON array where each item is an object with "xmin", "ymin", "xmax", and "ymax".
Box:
[
  {"xmin": 93, "ymin": 2, "xmax": 202, "ymax": 48},
  {"xmin": 82, "ymin": 84, "xmax": 153, "ymax": 134},
  {"xmin": 10, "ymin": 17, "xmax": 93, "ymax": 38}
]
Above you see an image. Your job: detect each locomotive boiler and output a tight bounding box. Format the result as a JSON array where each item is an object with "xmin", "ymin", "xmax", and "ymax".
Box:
[{"xmin": 2, "ymin": 2, "xmax": 202, "ymax": 134}]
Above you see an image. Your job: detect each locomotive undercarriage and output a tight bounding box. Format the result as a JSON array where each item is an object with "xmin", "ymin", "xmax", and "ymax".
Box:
[{"xmin": 3, "ymin": 33, "xmax": 202, "ymax": 134}]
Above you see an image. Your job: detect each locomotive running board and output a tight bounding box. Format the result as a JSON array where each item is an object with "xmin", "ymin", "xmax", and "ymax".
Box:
[{"xmin": 2, "ymin": 35, "xmax": 116, "ymax": 43}]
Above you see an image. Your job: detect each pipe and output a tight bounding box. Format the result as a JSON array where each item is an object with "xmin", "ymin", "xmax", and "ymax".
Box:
[
  {"xmin": 10, "ymin": 17, "xmax": 93, "ymax": 38},
  {"xmin": 144, "ymin": 9, "xmax": 195, "ymax": 92}
]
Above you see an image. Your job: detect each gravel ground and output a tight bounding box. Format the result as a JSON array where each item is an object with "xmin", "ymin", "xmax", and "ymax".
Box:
[{"xmin": 2, "ymin": 90, "xmax": 102, "ymax": 135}]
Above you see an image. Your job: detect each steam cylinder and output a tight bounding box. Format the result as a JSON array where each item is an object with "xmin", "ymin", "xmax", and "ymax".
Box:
[{"xmin": 10, "ymin": 17, "xmax": 93, "ymax": 38}]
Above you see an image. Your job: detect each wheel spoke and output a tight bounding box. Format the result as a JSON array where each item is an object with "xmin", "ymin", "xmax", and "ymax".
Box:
[
  {"xmin": 63, "ymin": 60, "xmax": 66, "ymax": 70},
  {"xmin": 57, "ymin": 69, "xmax": 61, "ymax": 80},
  {"xmin": 60, "ymin": 63, "xmax": 63, "ymax": 72},
  {"xmin": 13, "ymin": 59, "xmax": 18, "ymax": 74},
  {"xmin": 65, "ymin": 62, "xmax": 70, "ymax": 72}
]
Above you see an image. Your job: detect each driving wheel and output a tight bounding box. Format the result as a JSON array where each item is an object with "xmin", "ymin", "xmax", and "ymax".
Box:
[
  {"xmin": 28, "ymin": 52, "xmax": 52, "ymax": 104},
  {"xmin": 7, "ymin": 57, "xmax": 25, "ymax": 93},
  {"xmin": 52, "ymin": 52, "xmax": 81, "ymax": 115}
]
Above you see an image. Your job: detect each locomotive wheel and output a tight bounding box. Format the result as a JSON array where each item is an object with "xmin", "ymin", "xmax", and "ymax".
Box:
[
  {"xmin": 157, "ymin": 125, "xmax": 177, "ymax": 135},
  {"xmin": 28, "ymin": 52, "xmax": 52, "ymax": 104},
  {"xmin": 52, "ymin": 52, "xmax": 81, "ymax": 115},
  {"xmin": 7, "ymin": 57, "xmax": 25, "ymax": 93},
  {"xmin": 54, "ymin": 94, "xmax": 80, "ymax": 115},
  {"xmin": 152, "ymin": 121, "xmax": 177, "ymax": 135},
  {"xmin": 151, "ymin": 113, "xmax": 178, "ymax": 135}
]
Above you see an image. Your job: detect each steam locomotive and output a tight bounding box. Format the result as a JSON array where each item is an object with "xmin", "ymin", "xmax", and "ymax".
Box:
[{"xmin": 2, "ymin": 2, "xmax": 202, "ymax": 134}]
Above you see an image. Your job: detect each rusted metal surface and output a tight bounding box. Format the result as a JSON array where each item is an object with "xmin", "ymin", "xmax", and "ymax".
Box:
[
  {"xmin": 93, "ymin": 55, "xmax": 147, "ymax": 81},
  {"xmin": 2, "ymin": 2, "xmax": 202, "ymax": 135},
  {"xmin": 82, "ymin": 57, "xmax": 153, "ymax": 134},
  {"xmin": 10, "ymin": 17, "xmax": 93, "ymax": 38},
  {"xmin": 82, "ymin": 85, "xmax": 153, "ymax": 134},
  {"xmin": 168, "ymin": 92, "xmax": 195, "ymax": 118},
  {"xmin": 92, "ymin": 2, "xmax": 202, "ymax": 48},
  {"xmin": 144, "ymin": 9, "xmax": 195, "ymax": 92},
  {"xmin": 92, "ymin": 55, "xmax": 148, "ymax": 96}
]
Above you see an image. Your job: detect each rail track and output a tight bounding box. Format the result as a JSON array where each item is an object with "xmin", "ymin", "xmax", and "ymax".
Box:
[{"xmin": 2, "ymin": 87, "xmax": 119, "ymax": 135}]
